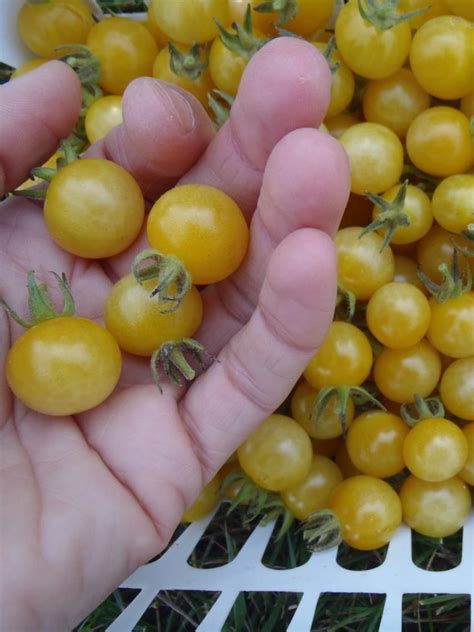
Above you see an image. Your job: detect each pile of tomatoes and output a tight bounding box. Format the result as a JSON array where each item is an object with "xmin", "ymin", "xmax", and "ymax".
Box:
[{"xmin": 5, "ymin": 0, "xmax": 474, "ymax": 552}]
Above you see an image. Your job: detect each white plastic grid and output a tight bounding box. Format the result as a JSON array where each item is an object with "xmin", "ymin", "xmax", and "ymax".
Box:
[{"xmin": 2, "ymin": 1, "xmax": 473, "ymax": 630}]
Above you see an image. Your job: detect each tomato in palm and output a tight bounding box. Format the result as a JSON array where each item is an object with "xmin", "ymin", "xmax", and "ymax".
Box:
[
  {"xmin": 151, "ymin": 0, "xmax": 229, "ymax": 44},
  {"xmin": 7, "ymin": 317, "xmax": 121, "ymax": 416},
  {"xmin": 181, "ymin": 474, "xmax": 221, "ymax": 522},
  {"xmin": 432, "ymin": 174, "xmax": 474, "ymax": 235},
  {"xmin": 409, "ymin": 16, "xmax": 473, "ymax": 100},
  {"xmin": 339, "ymin": 123, "xmax": 404, "ymax": 194},
  {"xmin": 147, "ymin": 184, "xmax": 249, "ymax": 285},
  {"xmin": 427, "ymin": 293, "xmax": 474, "ymax": 359},
  {"xmin": 459, "ymin": 423, "xmax": 474, "ymax": 485},
  {"xmin": 85, "ymin": 95, "xmax": 123, "ymax": 145},
  {"xmin": 237, "ymin": 414, "xmax": 313, "ymax": 491},
  {"xmin": 374, "ymin": 339, "xmax": 442, "ymax": 403},
  {"xmin": 87, "ymin": 18, "xmax": 158, "ymax": 95},
  {"xmin": 281, "ymin": 455, "xmax": 343, "ymax": 521},
  {"xmin": 346, "ymin": 411, "xmax": 409, "ymax": 478},
  {"xmin": 329, "ymin": 475, "xmax": 402, "ymax": 550},
  {"xmin": 362, "ymin": 69, "xmax": 430, "ymax": 138},
  {"xmin": 406, "ymin": 107, "xmax": 472, "ymax": 177},
  {"xmin": 44, "ymin": 159, "xmax": 144, "ymax": 259},
  {"xmin": 440, "ymin": 358, "xmax": 474, "ymax": 422},
  {"xmin": 403, "ymin": 418, "xmax": 468, "ymax": 482},
  {"xmin": 335, "ymin": 227, "xmax": 395, "ymax": 300},
  {"xmin": 335, "ymin": 1, "xmax": 411, "ymax": 80},
  {"xmin": 17, "ymin": 0, "xmax": 94, "ymax": 58},
  {"xmin": 304, "ymin": 322, "xmax": 373, "ymax": 390},
  {"xmin": 366, "ymin": 282, "xmax": 431, "ymax": 349},
  {"xmin": 105, "ymin": 275, "xmax": 203, "ymax": 357},
  {"xmin": 400, "ymin": 475, "xmax": 472, "ymax": 537}
]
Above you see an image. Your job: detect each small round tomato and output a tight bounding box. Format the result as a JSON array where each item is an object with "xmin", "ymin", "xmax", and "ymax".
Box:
[
  {"xmin": 403, "ymin": 418, "xmax": 468, "ymax": 482},
  {"xmin": 346, "ymin": 411, "xmax": 409, "ymax": 478},
  {"xmin": 374, "ymin": 339, "xmax": 442, "ymax": 403},
  {"xmin": 146, "ymin": 2, "xmax": 169, "ymax": 46},
  {"xmin": 325, "ymin": 113, "xmax": 361, "ymax": 139},
  {"xmin": 85, "ymin": 95, "xmax": 123, "ymax": 145},
  {"xmin": 281, "ymin": 455, "xmax": 343, "ymax": 521},
  {"xmin": 366, "ymin": 282, "xmax": 431, "ymax": 349},
  {"xmin": 181, "ymin": 475, "xmax": 221, "ymax": 523},
  {"xmin": 432, "ymin": 174, "xmax": 474, "ymax": 235},
  {"xmin": 362, "ymin": 69, "xmax": 430, "ymax": 138},
  {"xmin": 105, "ymin": 275, "xmax": 203, "ymax": 357},
  {"xmin": 399, "ymin": 0, "xmax": 449, "ymax": 29},
  {"xmin": 87, "ymin": 18, "xmax": 158, "ymax": 95},
  {"xmin": 44, "ymin": 158, "xmax": 144, "ymax": 259},
  {"xmin": 340, "ymin": 122, "xmax": 404, "ymax": 194},
  {"xmin": 406, "ymin": 107, "xmax": 472, "ymax": 177},
  {"xmin": 11, "ymin": 58, "xmax": 48, "ymax": 79},
  {"xmin": 6, "ymin": 317, "xmax": 121, "ymax": 416},
  {"xmin": 147, "ymin": 184, "xmax": 249, "ymax": 285},
  {"xmin": 427, "ymin": 293, "xmax": 474, "ymax": 359},
  {"xmin": 335, "ymin": 1, "xmax": 412, "ymax": 79},
  {"xmin": 313, "ymin": 42, "xmax": 355, "ymax": 118},
  {"xmin": 335, "ymin": 227, "xmax": 395, "ymax": 300},
  {"xmin": 304, "ymin": 322, "xmax": 373, "ymax": 390},
  {"xmin": 459, "ymin": 423, "xmax": 474, "ymax": 485},
  {"xmin": 152, "ymin": 0, "xmax": 229, "ymax": 44},
  {"xmin": 417, "ymin": 224, "xmax": 474, "ymax": 285},
  {"xmin": 152, "ymin": 45, "xmax": 214, "ymax": 108},
  {"xmin": 409, "ymin": 16, "xmax": 473, "ymax": 100},
  {"xmin": 393, "ymin": 255, "xmax": 429, "ymax": 295},
  {"xmin": 440, "ymin": 358, "xmax": 474, "ymax": 421},
  {"xmin": 237, "ymin": 414, "xmax": 313, "ymax": 491},
  {"xmin": 400, "ymin": 475, "xmax": 472, "ymax": 537},
  {"xmin": 329, "ymin": 475, "xmax": 402, "ymax": 550},
  {"xmin": 17, "ymin": 0, "xmax": 94, "ymax": 58},
  {"xmin": 290, "ymin": 379, "xmax": 355, "ymax": 439}
]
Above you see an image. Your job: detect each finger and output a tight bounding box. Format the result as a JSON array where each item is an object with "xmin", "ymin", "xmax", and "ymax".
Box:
[
  {"xmin": 179, "ymin": 228, "xmax": 337, "ymax": 477},
  {"xmin": 85, "ymin": 78, "xmax": 215, "ymax": 200},
  {"xmin": 0, "ymin": 61, "xmax": 82, "ymax": 196},
  {"xmin": 196, "ymin": 127, "xmax": 350, "ymax": 353},
  {"xmin": 180, "ymin": 37, "xmax": 332, "ymax": 218}
]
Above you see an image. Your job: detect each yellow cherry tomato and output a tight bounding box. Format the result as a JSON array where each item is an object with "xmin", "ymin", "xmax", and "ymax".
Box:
[
  {"xmin": 151, "ymin": 0, "xmax": 229, "ymax": 44},
  {"xmin": 85, "ymin": 95, "xmax": 123, "ymax": 145},
  {"xmin": 432, "ymin": 174, "xmax": 474, "ymax": 234},
  {"xmin": 440, "ymin": 358, "xmax": 474, "ymax": 421},
  {"xmin": 427, "ymin": 293, "xmax": 474, "ymax": 359},
  {"xmin": 459, "ymin": 423, "xmax": 474, "ymax": 485},
  {"xmin": 417, "ymin": 224, "xmax": 474, "ymax": 286},
  {"xmin": 284, "ymin": 0, "xmax": 335, "ymax": 37},
  {"xmin": 313, "ymin": 42, "xmax": 355, "ymax": 118},
  {"xmin": 146, "ymin": 2, "xmax": 169, "ymax": 46},
  {"xmin": 181, "ymin": 475, "xmax": 221, "ymax": 522}
]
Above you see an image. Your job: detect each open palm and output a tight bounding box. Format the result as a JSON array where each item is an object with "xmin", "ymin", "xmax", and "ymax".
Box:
[{"xmin": 0, "ymin": 39, "xmax": 350, "ymax": 631}]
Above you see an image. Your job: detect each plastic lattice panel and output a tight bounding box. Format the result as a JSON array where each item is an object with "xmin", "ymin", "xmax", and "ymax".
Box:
[{"xmin": 107, "ymin": 508, "xmax": 473, "ymax": 631}]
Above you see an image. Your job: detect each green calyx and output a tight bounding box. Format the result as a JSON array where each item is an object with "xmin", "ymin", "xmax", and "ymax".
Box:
[
  {"xmin": 0, "ymin": 271, "xmax": 75, "ymax": 329},
  {"xmin": 357, "ymin": 0, "xmax": 428, "ymax": 31},
  {"xmin": 151, "ymin": 338, "xmax": 215, "ymax": 393},
  {"xmin": 215, "ymin": 5, "xmax": 268, "ymax": 60},
  {"xmin": 417, "ymin": 249, "xmax": 472, "ymax": 303},
  {"xmin": 208, "ymin": 89, "xmax": 235, "ymax": 129},
  {"xmin": 359, "ymin": 181, "xmax": 410, "ymax": 251},
  {"xmin": 255, "ymin": 0, "xmax": 299, "ymax": 27},
  {"xmin": 335, "ymin": 284, "xmax": 356, "ymax": 322},
  {"xmin": 322, "ymin": 36, "xmax": 340, "ymax": 76},
  {"xmin": 401, "ymin": 394, "xmax": 445, "ymax": 426},
  {"xmin": 168, "ymin": 42, "xmax": 208, "ymax": 80},
  {"xmin": 132, "ymin": 248, "xmax": 192, "ymax": 312},
  {"xmin": 302, "ymin": 509, "xmax": 342, "ymax": 552}
]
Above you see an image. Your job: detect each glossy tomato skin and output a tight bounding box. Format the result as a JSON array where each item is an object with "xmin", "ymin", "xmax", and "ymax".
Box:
[
  {"xmin": 85, "ymin": 95, "xmax": 123, "ymax": 145},
  {"xmin": 17, "ymin": 0, "xmax": 93, "ymax": 58},
  {"xmin": 335, "ymin": 227, "xmax": 395, "ymax": 300},
  {"xmin": 147, "ymin": 184, "xmax": 249, "ymax": 285},
  {"xmin": 400, "ymin": 475, "xmax": 472, "ymax": 537},
  {"xmin": 146, "ymin": 2, "xmax": 169, "ymax": 46},
  {"xmin": 105, "ymin": 275, "xmax": 203, "ymax": 356},
  {"xmin": 459, "ymin": 423, "xmax": 474, "ymax": 485},
  {"xmin": 440, "ymin": 358, "xmax": 474, "ymax": 421},
  {"xmin": 304, "ymin": 322, "xmax": 373, "ymax": 390},
  {"xmin": 6, "ymin": 317, "xmax": 121, "ymax": 416},
  {"xmin": 329, "ymin": 475, "xmax": 402, "ymax": 550},
  {"xmin": 152, "ymin": 0, "xmax": 229, "ymax": 44},
  {"xmin": 44, "ymin": 159, "xmax": 144, "ymax": 259},
  {"xmin": 335, "ymin": 0, "xmax": 411, "ymax": 80},
  {"xmin": 87, "ymin": 18, "xmax": 158, "ymax": 95},
  {"xmin": 431, "ymin": 174, "xmax": 474, "ymax": 235},
  {"xmin": 409, "ymin": 16, "xmax": 473, "ymax": 100},
  {"xmin": 181, "ymin": 475, "xmax": 221, "ymax": 522},
  {"xmin": 403, "ymin": 418, "xmax": 468, "ymax": 482},
  {"xmin": 374, "ymin": 339, "xmax": 442, "ymax": 404},
  {"xmin": 281, "ymin": 455, "xmax": 343, "ymax": 521},
  {"xmin": 237, "ymin": 414, "xmax": 313, "ymax": 491},
  {"xmin": 427, "ymin": 293, "xmax": 474, "ymax": 359}
]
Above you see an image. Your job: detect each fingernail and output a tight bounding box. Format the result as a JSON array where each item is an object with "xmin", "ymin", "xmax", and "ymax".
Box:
[{"xmin": 147, "ymin": 79, "xmax": 196, "ymax": 134}]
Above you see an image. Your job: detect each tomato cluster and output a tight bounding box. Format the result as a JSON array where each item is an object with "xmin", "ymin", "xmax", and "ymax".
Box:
[{"xmin": 6, "ymin": 0, "xmax": 474, "ymax": 550}]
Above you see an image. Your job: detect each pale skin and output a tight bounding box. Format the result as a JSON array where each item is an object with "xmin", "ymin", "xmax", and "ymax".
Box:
[{"xmin": 0, "ymin": 38, "xmax": 350, "ymax": 630}]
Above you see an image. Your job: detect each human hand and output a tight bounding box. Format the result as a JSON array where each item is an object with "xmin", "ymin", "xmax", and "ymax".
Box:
[{"xmin": 0, "ymin": 38, "xmax": 349, "ymax": 630}]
